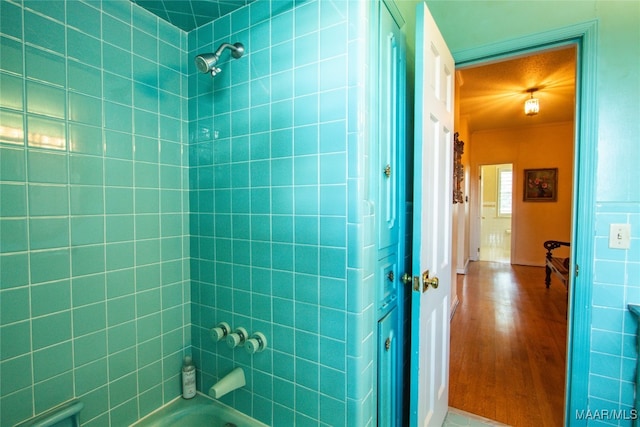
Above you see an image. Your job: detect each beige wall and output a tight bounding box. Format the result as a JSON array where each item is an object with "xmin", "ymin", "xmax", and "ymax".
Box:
[
  {"xmin": 454, "ymin": 117, "xmax": 471, "ymax": 271},
  {"xmin": 470, "ymin": 122, "xmax": 574, "ymax": 265}
]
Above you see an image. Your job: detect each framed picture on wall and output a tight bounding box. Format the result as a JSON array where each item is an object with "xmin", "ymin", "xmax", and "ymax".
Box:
[{"xmin": 523, "ymin": 168, "xmax": 558, "ymax": 202}]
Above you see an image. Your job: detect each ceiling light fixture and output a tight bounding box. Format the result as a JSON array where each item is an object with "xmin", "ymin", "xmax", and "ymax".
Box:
[{"xmin": 524, "ymin": 88, "xmax": 540, "ymax": 116}]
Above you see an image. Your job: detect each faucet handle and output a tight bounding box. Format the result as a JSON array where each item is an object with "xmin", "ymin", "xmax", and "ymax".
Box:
[
  {"xmin": 226, "ymin": 327, "xmax": 248, "ymax": 348},
  {"xmin": 210, "ymin": 322, "xmax": 231, "ymax": 342},
  {"xmin": 245, "ymin": 332, "xmax": 267, "ymax": 354}
]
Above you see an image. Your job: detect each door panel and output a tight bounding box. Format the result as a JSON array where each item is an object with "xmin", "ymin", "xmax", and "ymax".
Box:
[
  {"xmin": 378, "ymin": 308, "xmax": 398, "ymax": 427},
  {"xmin": 377, "ymin": 254, "xmax": 398, "ymax": 316},
  {"xmin": 409, "ymin": 2, "xmax": 454, "ymax": 426},
  {"xmin": 378, "ymin": 0, "xmax": 401, "ymax": 254}
]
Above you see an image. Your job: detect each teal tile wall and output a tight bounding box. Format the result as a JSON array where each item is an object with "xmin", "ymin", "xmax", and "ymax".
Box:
[
  {"xmin": 188, "ymin": 1, "xmax": 374, "ymax": 426},
  {"xmin": 590, "ymin": 203, "xmax": 640, "ymax": 420},
  {"xmin": 0, "ymin": 1, "xmax": 189, "ymax": 426}
]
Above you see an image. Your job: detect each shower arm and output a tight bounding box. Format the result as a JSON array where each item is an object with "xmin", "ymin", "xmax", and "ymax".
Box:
[{"xmin": 214, "ymin": 42, "xmax": 244, "ymax": 59}]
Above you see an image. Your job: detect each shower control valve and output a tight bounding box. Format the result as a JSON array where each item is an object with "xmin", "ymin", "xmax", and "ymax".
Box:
[
  {"xmin": 210, "ymin": 322, "xmax": 231, "ymax": 342},
  {"xmin": 226, "ymin": 327, "xmax": 248, "ymax": 349},
  {"xmin": 245, "ymin": 332, "xmax": 267, "ymax": 354}
]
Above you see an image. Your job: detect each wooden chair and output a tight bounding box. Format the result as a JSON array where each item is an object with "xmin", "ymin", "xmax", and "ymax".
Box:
[{"xmin": 544, "ymin": 240, "xmax": 571, "ymax": 289}]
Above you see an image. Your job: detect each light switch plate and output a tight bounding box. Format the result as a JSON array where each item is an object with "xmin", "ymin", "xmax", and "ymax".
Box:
[{"xmin": 609, "ymin": 223, "xmax": 631, "ymax": 249}]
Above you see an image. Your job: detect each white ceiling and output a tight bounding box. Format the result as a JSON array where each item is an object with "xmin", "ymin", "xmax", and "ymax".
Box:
[{"xmin": 458, "ymin": 46, "xmax": 577, "ymax": 133}]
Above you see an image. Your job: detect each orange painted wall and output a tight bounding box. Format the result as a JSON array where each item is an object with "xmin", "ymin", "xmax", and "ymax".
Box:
[{"xmin": 470, "ymin": 122, "xmax": 574, "ymax": 266}]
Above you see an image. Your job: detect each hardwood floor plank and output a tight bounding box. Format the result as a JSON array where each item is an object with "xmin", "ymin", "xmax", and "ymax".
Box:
[{"xmin": 449, "ymin": 262, "xmax": 567, "ymax": 426}]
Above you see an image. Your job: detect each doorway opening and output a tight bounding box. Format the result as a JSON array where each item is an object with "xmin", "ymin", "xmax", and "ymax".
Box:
[
  {"xmin": 451, "ymin": 43, "xmax": 577, "ymax": 424},
  {"xmin": 479, "ymin": 164, "xmax": 513, "ymax": 263},
  {"xmin": 402, "ymin": 3, "xmax": 598, "ymax": 421}
]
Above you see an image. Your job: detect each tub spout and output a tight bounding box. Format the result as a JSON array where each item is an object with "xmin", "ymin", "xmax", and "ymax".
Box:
[{"xmin": 208, "ymin": 367, "xmax": 246, "ymax": 399}]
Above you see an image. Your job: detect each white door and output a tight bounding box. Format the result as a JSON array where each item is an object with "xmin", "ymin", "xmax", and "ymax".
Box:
[{"xmin": 409, "ymin": 2, "xmax": 455, "ymax": 426}]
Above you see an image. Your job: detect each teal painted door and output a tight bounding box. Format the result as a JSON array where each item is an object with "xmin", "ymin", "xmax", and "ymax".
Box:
[{"xmin": 376, "ymin": 1, "xmax": 407, "ymax": 426}]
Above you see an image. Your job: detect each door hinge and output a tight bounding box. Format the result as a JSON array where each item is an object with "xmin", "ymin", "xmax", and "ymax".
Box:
[{"xmin": 575, "ymin": 263, "xmax": 579, "ymax": 277}]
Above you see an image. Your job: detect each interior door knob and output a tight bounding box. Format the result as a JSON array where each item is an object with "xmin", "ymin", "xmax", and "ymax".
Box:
[
  {"xmin": 401, "ymin": 273, "xmax": 412, "ymax": 285},
  {"xmin": 421, "ymin": 270, "xmax": 439, "ymax": 292},
  {"xmin": 426, "ymin": 276, "xmax": 439, "ymax": 289}
]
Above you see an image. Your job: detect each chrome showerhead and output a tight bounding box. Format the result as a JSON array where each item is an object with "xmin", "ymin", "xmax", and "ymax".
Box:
[
  {"xmin": 195, "ymin": 42, "xmax": 245, "ymax": 77},
  {"xmin": 195, "ymin": 52, "xmax": 219, "ymax": 74}
]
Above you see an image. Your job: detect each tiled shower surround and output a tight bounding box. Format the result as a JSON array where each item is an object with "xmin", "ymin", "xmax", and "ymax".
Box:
[
  {"xmin": 0, "ymin": 0, "xmax": 374, "ymax": 425},
  {"xmin": 187, "ymin": 2, "xmax": 372, "ymax": 426}
]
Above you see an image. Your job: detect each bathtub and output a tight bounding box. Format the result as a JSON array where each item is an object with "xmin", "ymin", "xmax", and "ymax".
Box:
[{"xmin": 131, "ymin": 393, "xmax": 268, "ymax": 427}]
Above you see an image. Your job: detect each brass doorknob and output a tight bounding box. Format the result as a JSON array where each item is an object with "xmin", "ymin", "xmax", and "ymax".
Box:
[
  {"xmin": 421, "ymin": 270, "xmax": 439, "ymax": 291},
  {"xmin": 425, "ymin": 276, "xmax": 439, "ymax": 289}
]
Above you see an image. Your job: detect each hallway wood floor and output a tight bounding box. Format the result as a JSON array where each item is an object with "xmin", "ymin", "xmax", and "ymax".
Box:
[{"xmin": 449, "ymin": 261, "xmax": 567, "ymax": 426}]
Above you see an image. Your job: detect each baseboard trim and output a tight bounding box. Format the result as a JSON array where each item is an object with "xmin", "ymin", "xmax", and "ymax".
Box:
[
  {"xmin": 450, "ymin": 295, "xmax": 460, "ymax": 320},
  {"xmin": 456, "ymin": 258, "xmax": 469, "ymax": 274}
]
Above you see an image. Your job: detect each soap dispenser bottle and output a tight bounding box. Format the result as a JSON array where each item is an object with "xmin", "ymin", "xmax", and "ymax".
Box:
[{"xmin": 182, "ymin": 356, "xmax": 196, "ymax": 399}]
